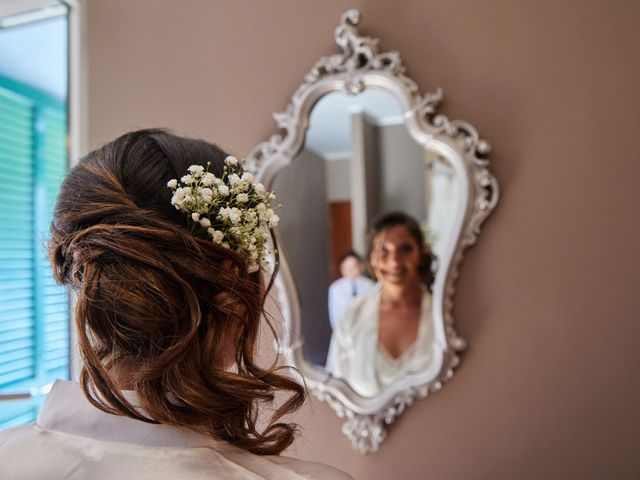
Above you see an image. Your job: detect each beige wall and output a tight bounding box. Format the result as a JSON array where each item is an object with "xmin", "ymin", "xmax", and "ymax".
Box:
[{"xmin": 86, "ymin": 1, "xmax": 640, "ymax": 478}]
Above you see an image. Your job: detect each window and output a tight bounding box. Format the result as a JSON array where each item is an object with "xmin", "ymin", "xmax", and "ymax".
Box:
[{"xmin": 0, "ymin": 6, "xmax": 71, "ymax": 428}]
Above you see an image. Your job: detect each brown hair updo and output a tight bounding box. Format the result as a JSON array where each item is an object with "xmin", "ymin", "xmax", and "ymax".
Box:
[{"xmin": 49, "ymin": 128, "xmax": 304, "ymax": 455}]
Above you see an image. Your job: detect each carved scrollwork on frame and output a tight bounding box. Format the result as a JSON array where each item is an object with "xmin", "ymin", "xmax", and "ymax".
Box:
[{"xmin": 248, "ymin": 9, "xmax": 499, "ymax": 454}]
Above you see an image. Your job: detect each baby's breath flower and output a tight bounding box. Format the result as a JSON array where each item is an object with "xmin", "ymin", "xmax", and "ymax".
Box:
[
  {"xmin": 200, "ymin": 188, "xmax": 214, "ymax": 203},
  {"xmin": 212, "ymin": 230, "xmax": 224, "ymax": 244},
  {"xmin": 218, "ymin": 207, "xmax": 230, "ymax": 220},
  {"xmin": 172, "ymin": 189, "xmax": 185, "ymax": 203},
  {"xmin": 188, "ymin": 165, "xmax": 204, "ymax": 175},
  {"xmin": 201, "ymin": 172, "xmax": 216, "ymax": 186},
  {"xmin": 254, "ymin": 228, "xmax": 268, "ymax": 241},
  {"xmin": 228, "ymin": 208, "xmax": 242, "ymax": 225},
  {"xmin": 232, "ymin": 182, "xmax": 249, "ymax": 194},
  {"xmin": 167, "ymin": 161, "xmax": 279, "ymax": 272}
]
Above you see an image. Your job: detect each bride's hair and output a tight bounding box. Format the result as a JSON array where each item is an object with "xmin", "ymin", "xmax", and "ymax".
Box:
[{"xmin": 49, "ymin": 128, "xmax": 304, "ymax": 455}]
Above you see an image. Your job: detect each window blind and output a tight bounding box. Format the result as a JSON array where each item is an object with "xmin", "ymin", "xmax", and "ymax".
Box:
[{"xmin": 0, "ymin": 78, "xmax": 69, "ymax": 429}]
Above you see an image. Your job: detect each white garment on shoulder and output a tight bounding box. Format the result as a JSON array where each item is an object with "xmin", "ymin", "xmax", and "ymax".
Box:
[
  {"xmin": 0, "ymin": 381, "xmax": 351, "ymax": 480},
  {"xmin": 325, "ymin": 283, "xmax": 434, "ymax": 397},
  {"xmin": 327, "ymin": 275, "xmax": 375, "ymax": 330}
]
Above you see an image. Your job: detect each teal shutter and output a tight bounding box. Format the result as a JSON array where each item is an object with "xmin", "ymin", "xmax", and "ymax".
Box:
[
  {"xmin": 0, "ymin": 78, "xmax": 69, "ymax": 429},
  {"xmin": 39, "ymin": 106, "xmax": 69, "ymax": 381}
]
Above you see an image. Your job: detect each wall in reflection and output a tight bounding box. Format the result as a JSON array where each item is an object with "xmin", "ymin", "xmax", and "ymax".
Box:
[{"xmin": 272, "ymin": 149, "xmax": 332, "ymax": 365}]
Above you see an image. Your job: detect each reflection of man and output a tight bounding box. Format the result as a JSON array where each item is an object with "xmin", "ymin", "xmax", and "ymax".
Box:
[{"xmin": 328, "ymin": 251, "xmax": 374, "ymax": 330}]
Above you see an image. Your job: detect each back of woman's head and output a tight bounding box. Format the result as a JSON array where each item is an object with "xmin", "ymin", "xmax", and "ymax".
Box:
[
  {"xmin": 49, "ymin": 128, "xmax": 304, "ymax": 455},
  {"xmin": 367, "ymin": 211, "xmax": 435, "ymax": 291}
]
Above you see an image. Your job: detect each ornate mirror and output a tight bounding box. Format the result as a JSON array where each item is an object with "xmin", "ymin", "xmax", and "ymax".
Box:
[{"xmin": 247, "ymin": 10, "xmax": 498, "ymax": 453}]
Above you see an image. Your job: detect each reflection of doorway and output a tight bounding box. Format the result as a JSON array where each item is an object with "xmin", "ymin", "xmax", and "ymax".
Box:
[{"xmin": 329, "ymin": 201, "xmax": 352, "ymax": 282}]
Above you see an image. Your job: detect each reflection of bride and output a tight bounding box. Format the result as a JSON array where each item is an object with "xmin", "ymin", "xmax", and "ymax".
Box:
[{"xmin": 325, "ymin": 212, "xmax": 435, "ymax": 397}]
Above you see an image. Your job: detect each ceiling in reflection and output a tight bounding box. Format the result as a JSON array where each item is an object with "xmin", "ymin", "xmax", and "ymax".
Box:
[{"xmin": 305, "ymin": 89, "xmax": 403, "ymax": 159}]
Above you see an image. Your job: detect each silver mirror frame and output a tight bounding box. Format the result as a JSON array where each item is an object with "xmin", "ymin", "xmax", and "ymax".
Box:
[{"xmin": 247, "ymin": 9, "xmax": 499, "ymax": 454}]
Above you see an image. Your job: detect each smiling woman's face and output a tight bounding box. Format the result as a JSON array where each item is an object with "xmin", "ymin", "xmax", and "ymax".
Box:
[{"xmin": 370, "ymin": 224, "xmax": 422, "ymax": 289}]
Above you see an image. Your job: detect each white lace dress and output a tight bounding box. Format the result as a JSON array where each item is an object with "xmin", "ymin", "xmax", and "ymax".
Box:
[{"xmin": 326, "ymin": 283, "xmax": 435, "ymax": 397}]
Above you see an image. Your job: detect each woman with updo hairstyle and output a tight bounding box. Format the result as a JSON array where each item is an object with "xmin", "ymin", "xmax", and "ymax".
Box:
[
  {"xmin": 326, "ymin": 211, "xmax": 437, "ymax": 398},
  {"xmin": 0, "ymin": 129, "xmax": 350, "ymax": 480}
]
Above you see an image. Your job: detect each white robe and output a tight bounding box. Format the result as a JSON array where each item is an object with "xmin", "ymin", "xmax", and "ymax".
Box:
[
  {"xmin": 325, "ymin": 283, "xmax": 434, "ymax": 397},
  {"xmin": 0, "ymin": 381, "xmax": 351, "ymax": 480}
]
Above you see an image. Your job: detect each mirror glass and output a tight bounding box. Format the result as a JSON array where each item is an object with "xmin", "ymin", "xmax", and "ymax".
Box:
[{"xmin": 272, "ymin": 88, "xmax": 461, "ymax": 397}]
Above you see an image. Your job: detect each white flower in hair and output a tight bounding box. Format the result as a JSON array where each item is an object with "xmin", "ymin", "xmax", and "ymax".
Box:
[
  {"xmin": 241, "ymin": 172, "xmax": 254, "ymax": 183},
  {"xmin": 167, "ymin": 158, "xmax": 280, "ymax": 272},
  {"xmin": 201, "ymin": 172, "xmax": 216, "ymax": 186},
  {"xmin": 228, "ymin": 173, "xmax": 240, "ymax": 186},
  {"xmin": 218, "ymin": 207, "xmax": 231, "ymax": 220},
  {"xmin": 171, "ymin": 188, "xmax": 186, "ymax": 209},
  {"xmin": 199, "ymin": 187, "xmax": 214, "ymax": 203},
  {"xmin": 188, "ymin": 165, "xmax": 204, "ymax": 175},
  {"xmin": 228, "ymin": 208, "xmax": 242, "ymax": 225},
  {"xmin": 212, "ymin": 230, "xmax": 224, "ymax": 244}
]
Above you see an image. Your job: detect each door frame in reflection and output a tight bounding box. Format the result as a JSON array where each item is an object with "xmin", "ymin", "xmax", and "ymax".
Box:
[{"xmin": 329, "ymin": 201, "xmax": 352, "ymax": 282}]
